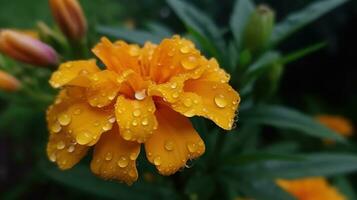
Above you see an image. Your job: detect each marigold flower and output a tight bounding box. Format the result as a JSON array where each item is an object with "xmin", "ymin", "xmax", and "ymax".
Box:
[
  {"xmin": 0, "ymin": 70, "xmax": 21, "ymax": 92},
  {"xmin": 277, "ymin": 177, "xmax": 346, "ymax": 200},
  {"xmin": 46, "ymin": 35, "xmax": 240, "ymax": 184},
  {"xmin": 49, "ymin": 0, "xmax": 87, "ymax": 41},
  {"xmin": 0, "ymin": 30, "xmax": 59, "ymax": 66},
  {"xmin": 316, "ymin": 115, "xmax": 354, "ymax": 137}
]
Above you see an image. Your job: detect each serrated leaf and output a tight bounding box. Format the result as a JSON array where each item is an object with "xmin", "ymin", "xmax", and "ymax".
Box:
[
  {"xmin": 230, "ymin": 0, "xmax": 255, "ymax": 49},
  {"xmin": 270, "ymin": 0, "xmax": 349, "ymax": 46},
  {"xmin": 240, "ymin": 104, "xmax": 346, "ymax": 142},
  {"xmin": 97, "ymin": 26, "xmax": 163, "ymax": 45}
]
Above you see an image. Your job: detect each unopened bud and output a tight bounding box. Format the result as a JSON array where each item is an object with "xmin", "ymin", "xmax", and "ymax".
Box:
[
  {"xmin": 244, "ymin": 5, "xmax": 275, "ymax": 52},
  {"xmin": 49, "ymin": 0, "xmax": 87, "ymax": 41},
  {"xmin": 0, "ymin": 70, "xmax": 21, "ymax": 92},
  {"xmin": 0, "ymin": 30, "xmax": 59, "ymax": 66}
]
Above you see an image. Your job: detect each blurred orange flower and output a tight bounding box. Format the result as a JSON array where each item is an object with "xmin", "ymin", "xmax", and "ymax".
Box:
[
  {"xmin": 316, "ymin": 115, "xmax": 354, "ymax": 138},
  {"xmin": 0, "ymin": 70, "xmax": 21, "ymax": 92},
  {"xmin": 46, "ymin": 35, "xmax": 240, "ymax": 184},
  {"xmin": 277, "ymin": 177, "xmax": 346, "ymax": 200}
]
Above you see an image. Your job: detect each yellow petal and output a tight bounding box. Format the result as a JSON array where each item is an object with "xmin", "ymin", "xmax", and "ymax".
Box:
[
  {"xmin": 90, "ymin": 125, "xmax": 140, "ymax": 185},
  {"xmin": 86, "ymin": 70, "xmax": 120, "ymax": 108},
  {"xmin": 147, "ymin": 35, "xmax": 206, "ymax": 83},
  {"xmin": 49, "ymin": 59, "xmax": 99, "ymax": 88},
  {"xmin": 115, "ymin": 95, "xmax": 158, "ymax": 143},
  {"xmin": 47, "ymin": 88, "xmax": 115, "ymax": 146},
  {"xmin": 145, "ymin": 105, "xmax": 205, "ymax": 175},
  {"xmin": 173, "ymin": 80, "xmax": 240, "ymax": 130},
  {"xmin": 92, "ymin": 37, "xmax": 141, "ymax": 73},
  {"xmin": 47, "ymin": 129, "xmax": 89, "ymax": 170}
]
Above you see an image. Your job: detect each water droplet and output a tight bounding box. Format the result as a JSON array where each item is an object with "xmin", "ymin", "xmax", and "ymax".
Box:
[
  {"xmin": 51, "ymin": 122, "xmax": 62, "ymax": 133},
  {"xmin": 67, "ymin": 145, "xmax": 75, "ymax": 153},
  {"xmin": 56, "ymin": 141, "xmax": 65, "ymax": 150},
  {"xmin": 164, "ymin": 141, "xmax": 174, "ymax": 151},
  {"xmin": 49, "ymin": 153, "xmax": 57, "ymax": 162},
  {"xmin": 154, "ymin": 156, "xmax": 161, "ymax": 166},
  {"xmin": 183, "ymin": 98, "xmax": 192, "ymax": 107},
  {"xmin": 105, "ymin": 152, "xmax": 113, "ymax": 161},
  {"xmin": 129, "ymin": 169, "xmax": 136, "ymax": 177},
  {"xmin": 74, "ymin": 108, "xmax": 81, "ymax": 115},
  {"xmin": 108, "ymin": 117, "xmax": 116, "ymax": 124},
  {"xmin": 79, "ymin": 69, "xmax": 88, "ymax": 75},
  {"xmin": 102, "ymin": 123, "xmax": 113, "ymax": 131},
  {"xmin": 130, "ymin": 153, "xmax": 137, "ymax": 160},
  {"xmin": 187, "ymin": 142, "xmax": 198, "ymax": 153},
  {"xmin": 141, "ymin": 118, "xmax": 149, "ymax": 126},
  {"xmin": 129, "ymin": 46, "xmax": 140, "ymax": 56},
  {"xmin": 134, "ymin": 89, "xmax": 146, "ymax": 100},
  {"xmin": 117, "ymin": 157, "xmax": 129, "ymax": 168},
  {"xmin": 172, "ymin": 92, "xmax": 179, "ymax": 98},
  {"xmin": 132, "ymin": 120, "xmax": 138, "ymax": 126},
  {"xmin": 181, "ymin": 56, "xmax": 198, "ymax": 70},
  {"xmin": 170, "ymin": 82, "xmax": 177, "ymax": 89},
  {"xmin": 122, "ymin": 131, "xmax": 132, "ymax": 140},
  {"xmin": 92, "ymin": 74, "xmax": 99, "ymax": 81},
  {"xmin": 214, "ymin": 94, "xmax": 227, "ymax": 108},
  {"xmin": 180, "ymin": 46, "xmax": 191, "ymax": 54},
  {"xmin": 93, "ymin": 121, "xmax": 100, "ymax": 127},
  {"xmin": 133, "ymin": 110, "xmax": 141, "ymax": 117},
  {"xmin": 77, "ymin": 131, "xmax": 92, "ymax": 145}
]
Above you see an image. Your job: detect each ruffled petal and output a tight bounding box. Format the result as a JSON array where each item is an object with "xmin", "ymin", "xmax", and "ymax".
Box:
[
  {"xmin": 147, "ymin": 35, "xmax": 206, "ymax": 83},
  {"xmin": 115, "ymin": 95, "xmax": 158, "ymax": 143},
  {"xmin": 92, "ymin": 37, "xmax": 141, "ymax": 73},
  {"xmin": 171, "ymin": 80, "xmax": 240, "ymax": 130},
  {"xmin": 47, "ymin": 88, "xmax": 115, "ymax": 146},
  {"xmin": 145, "ymin": 105, "xmax": 205, "ymax": 175},
  {"xmin": 47, "ymin": 129, "xmax": 89, "ymax": 170},
  {"xmin": 90, "ymin": 125, "xmax": 140, "ymax": 185},
  {"xmin": 49, "ymin": 59, "xmax": 100, "ymax": 88}
]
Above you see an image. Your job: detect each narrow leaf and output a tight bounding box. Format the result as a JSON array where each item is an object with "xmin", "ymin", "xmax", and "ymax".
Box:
[{"xmin": 281, "ymin": 42, "xmax": 326, "ymax": 65}]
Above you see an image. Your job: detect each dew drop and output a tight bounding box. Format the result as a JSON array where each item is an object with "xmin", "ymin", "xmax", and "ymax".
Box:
[
  {"xmin": 67, "ymin": 145, "xmax": 75, "ymax": 153},
  {"xmin": 132, "ymin": 120, "xmax": 138, "ymax": 126},
  {"xmin": 129, "ymin": 46, "xmax": 140, "ymax": 56},
  {"xmin": 133, "ymin": 110, "xmax": 141, "ymax": 117},
  {"xmin": 105, "ymin": 152, "xmax": 113, "ymax": 161},
  {"xmin": 183, "ymin": 98, "xmax": 192, "ymax": 107},
  {"xmin": 141, "ymin": 118, "xmax": 149, "ymax": 126},
  {"xmin": 214, "ymin": 94, "xmax": 227, "ymax": 108},
  {"xmin": 187, "ymin": 142, "xmax": 198, "ymax": 153},
  {"xmin": 77, "ymin": 131, "xmax": 92, "ymax": 145},
  {"xmin": 123, "ymin": 131, "xmax": 132, "ymax": 140},
  {"xmin": 172, "ymin": 92, "xmax": 179, "ymax": 98},
  {"xmin": 129, "ymin": 153, "xmax": 137, "ymax": 160},
  {"xmin": 134, "ymin": 89, "xmax": 146, "ymax": 100},
  {"xmin": 51, "ymin": 122, "xmax": 62, "ymax": 133},
  {"xmin": 129, "ymin": 169, "xmax": 136, "ymax": 177},
  {"xmin": 154, "ymin": 156, "xmax": 161, "ymax": 166},
  {"xmin": 164, "ymin": 141, "xmax": 174, "ymax": 151},
  {"xmin": 170, "ymin": 82, "xmax": 177, "ymax": 89},
  {"xmin": 108, "ymin": 117, "xmax": 116, "ymax": 124},
  {"xmin": 117, "ymin": 157, "xmax": 129, "ymax": 168},
  {"xmin": 74, "ymin": 108, "xmax": 81, "ymax": 115},
  {"xmin": 180, "ymin": 46, "xmax": 191, "ymax": 54},
  {"xmin": 56, "ymin": 141, "xmax": 65, "ymax": 150},
  {"xmin": 181, "ymin": 56, "xmax": 198, "ymax": 70},
  {"xmin": 102, "ymin": 123, "xmax": 113, "ymax": 131},
  {"xmin": 49, "ymin": 153, "xmax": 57, "ymax": 162}
]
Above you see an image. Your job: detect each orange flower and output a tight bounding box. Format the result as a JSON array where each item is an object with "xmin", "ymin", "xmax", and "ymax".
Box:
[
  {"xmin": 49, "ymin": 0, "xmax": 87, "ymax": 41},
  {"xmin": 0, "ymin": 70, "xmax": 21, "ymax": 92},
  {"xmin": 46, "ymin": 36, "xmax": 240, "ymax": 184},
  {"xmin": 277, "ymin": 177, "xmax": 346, "ymax": 200},
  {"xmin": 0, "ymin": 30, "xmax": 59, "ymax": 66},
  {"xmin": 316, "ymin": 115, "xmax": 354, "ymax": 137}
]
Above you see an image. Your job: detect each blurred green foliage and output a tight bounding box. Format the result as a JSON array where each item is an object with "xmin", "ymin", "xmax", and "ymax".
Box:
[{"xmin": 1, "ymin": 0, "xmax": 356, "ymax": 199}]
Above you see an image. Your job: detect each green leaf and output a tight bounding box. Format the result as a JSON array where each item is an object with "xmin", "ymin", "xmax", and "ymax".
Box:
[
  {"xmin": 270, "ymin": 0, "xmax": 349, "ymax": 46},
  {"xmin": 41, "ymin": 163, "xmax": 177, "ymax": 200},
  {"xmin": 281, "ymin": 42, "xmax": 326, "ymax": 65},
  {"xmin": 244, "ymin": 51, "xmax": 281, "ymax": 80},
  {"xmin": 166, "ymin": 0, "xmax": 226, "ymax": 60},
  {"xmin": 230, "ymin": 0, "xmax": 255, "ymax": 49},
  {"xmin": 240, "ymin": 104, "xmax": 346, "ymax": 142},
  {"xmin": 145, "ymin": 22, "xmax": 173, "ymax": 38},
  {"xmin": 333, "ymin": 176, "xmax": 357, "ymax": 200},
  {"xmin": 185, "ymin": 174, "xmax": 215, "ymax": 200},
  {"xmin": 231, "ymin": 153, "xmax": 357, "ymax": 179},
  {"xmin": 97, "ymin": 26, "xmax": 163, "ymax": 45}
]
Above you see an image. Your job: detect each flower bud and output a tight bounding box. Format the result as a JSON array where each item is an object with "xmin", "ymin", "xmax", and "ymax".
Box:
[
  {"xmin": 49, "ymin": 0, "xmax": 87, "ymax": 41},
  {"xmin": 244, "ymin": 5, "xmax": 275, "ymax": 52},
  {"xmin": 0, "ymin": 70, "xmax": 21, "ymax": 92},
  {"xmin": 0, "ymin": 30, "xmax": 59, "ymax": 66}
]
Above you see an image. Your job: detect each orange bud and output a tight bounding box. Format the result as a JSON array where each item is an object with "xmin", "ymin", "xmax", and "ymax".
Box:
[
  {"xmin": 49, "ymin": 0, "xmax": 87, "ymax": 41},
  {"xmin": 0, "ymin": 30, "xmax": 59, "ymax": 66},
  {"xmin": 0, "ymin": 70, "xmax": 21, "ymax": 92}
]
